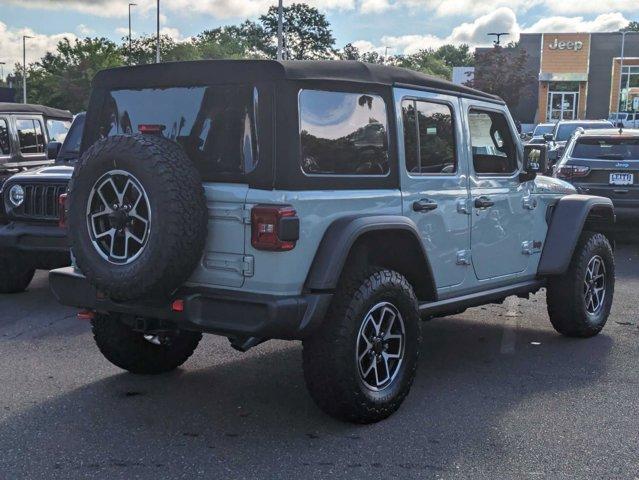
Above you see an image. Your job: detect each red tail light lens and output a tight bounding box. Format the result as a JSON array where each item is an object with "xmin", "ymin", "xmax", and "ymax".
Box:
[
  {"xmin": 138, "ymin": 124, "xmax": 166, "ymax": 135},
  {"xmin": 251, "ymin": 205, "xmax": 299, "ymax": 251},
  {"xmin": 556, "ymin": 165, "xmax": 590, "ymax": 180},
  {"xmin": 58, "ymin": 193, "xmax": 68, "ymax": 228}
]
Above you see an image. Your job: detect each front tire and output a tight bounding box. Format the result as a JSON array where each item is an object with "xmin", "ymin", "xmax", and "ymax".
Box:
[
  {"xmin": 0, "ymin": 254, "xmax": 35, "ymax": 294},
  {"xmin": 303, "ymin": 267, "xmax": 421, "ymax": 423},
  {"xmin": 547, "ymin": 231, "xmax": 615, "ymax": 337},
  {"xmin": 92, "ymin": 313, "xmax": 202, "ymax": 374}
]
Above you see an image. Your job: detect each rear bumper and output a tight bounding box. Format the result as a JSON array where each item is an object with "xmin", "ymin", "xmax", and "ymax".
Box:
[
  {"xmin": 0, "ymin": 222, "xmax": 68, "ymax": 252},
  {"xmin": 49, "ymin": 267, "xmax": 333, "ymax": 341}
]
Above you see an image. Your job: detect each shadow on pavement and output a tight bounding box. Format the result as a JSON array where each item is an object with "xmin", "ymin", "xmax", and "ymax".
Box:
[{"xmin": 0, "ymin": 315, "xmax": 614, "ymax": 479}]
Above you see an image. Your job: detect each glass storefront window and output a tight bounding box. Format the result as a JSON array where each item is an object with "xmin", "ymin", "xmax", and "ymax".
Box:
[{"xmin": 618, "ymin": 65, "xmax": 639, "ymax": 112}]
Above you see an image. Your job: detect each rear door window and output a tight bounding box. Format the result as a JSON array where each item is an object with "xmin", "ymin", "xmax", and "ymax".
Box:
[
  {"xmin": 0, "ymin": 118, "xmax": 10, "ymax": 155},
  {"xmin": 402, "ymin": 99, "xmax": 456, "ymax": 174},
  {"xmin": 299, "ymin": 90, "xmax": 389, "ymax": 176},
  {"xmin": 99, "ymin": 85, "xmax": 259, "ymax": 179},
  {"xmin": 16, "ymin": 118, "xmax": 45, "ymax": 154}
]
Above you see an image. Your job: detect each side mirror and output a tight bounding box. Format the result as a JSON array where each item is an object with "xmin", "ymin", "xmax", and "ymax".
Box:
[
  {"xmin": 520, "ymin": 144, "xmax": 548, "ymax": 182},
  {"xmin": 543, "ymin": 133, "xmax": 554, "ymax": 142},
  {"xmin": 47, "ymin": 141, "xmax": 62, "ymax": 160}
]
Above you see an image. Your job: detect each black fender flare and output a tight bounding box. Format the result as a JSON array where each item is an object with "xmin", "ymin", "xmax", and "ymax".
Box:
[
  {"xmin": 304, "ymin": 215, "xmax": 436, "ymax": 298},
  {"xmin": 537, "ymin": 194, "xmax": 614, "ymax": 276}
]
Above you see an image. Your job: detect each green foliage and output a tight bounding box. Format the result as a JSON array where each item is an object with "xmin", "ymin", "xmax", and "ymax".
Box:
[
  {"xmin": 260, "ymin": 3, "xmax": 336, "ymax": 59},
  {"xmin": 620, "ymin": 21, "xmax": 639, "ymax": 32},
  {"xmin": 394, "ymin": 50, "xmax": 452, "ymax": 79},
  {"xmin": 433, "ymin": 44, "xmax": 474, "ymax": 68},
  {"xmin": 466, "ymin": 46, "xmax": 536, "ymax": 110}
]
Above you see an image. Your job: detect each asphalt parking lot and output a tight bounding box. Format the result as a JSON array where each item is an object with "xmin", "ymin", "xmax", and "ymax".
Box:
[{"xmin": 1, "ymin": 243, "xmax": 638, "ymax": 480}]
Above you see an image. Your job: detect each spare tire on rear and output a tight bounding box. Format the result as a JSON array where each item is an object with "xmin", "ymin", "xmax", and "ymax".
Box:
[{"xmin": 68, "ymin": 134, "xmax": 207, "ymax": 301}]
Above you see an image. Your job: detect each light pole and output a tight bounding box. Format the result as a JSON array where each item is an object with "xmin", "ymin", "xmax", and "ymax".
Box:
[
  {"xmin": 128, "ymin": 3, "xmax": 137, "ymax": 63},
  {"xmin": 277, "ymin": 0, "xmax": 283, "ymax": 61},
  {"xmin": 23, "ymin": 35, "xmax": 33, "ymax": 104},
  {"xmin": 156, "ymin": 0, "xmax": 161, "ymax": 63}
]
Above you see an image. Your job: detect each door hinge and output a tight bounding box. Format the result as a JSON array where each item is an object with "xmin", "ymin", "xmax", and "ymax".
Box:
[
  {"xmin": 522, "ymin": 196, "xmax": 538, "ymax": 210},
  {"xmin": 456, "ymin": 198, "xmax": 472, "ymax": 215},
  {"xmin": 522, "ymin": 240, "xmax": 543, "ymax": 255},
  {"xmin": 456, "ymin": 250, "xmax": 472, "ymax": 265},
  {"xmin": 204, "ymin": 254, "xmax": 254, "ymax": 277}
]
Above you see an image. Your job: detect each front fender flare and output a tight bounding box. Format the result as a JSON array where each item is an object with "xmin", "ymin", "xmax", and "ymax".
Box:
[{"xmin": 537, "ymin": 194, "xmax": 614, "ymax": 276}]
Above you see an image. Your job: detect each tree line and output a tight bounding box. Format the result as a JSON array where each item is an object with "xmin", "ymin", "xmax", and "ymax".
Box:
[{"xmin": 3, "ymin": 3, "xmax": 474, "ymax": 112}]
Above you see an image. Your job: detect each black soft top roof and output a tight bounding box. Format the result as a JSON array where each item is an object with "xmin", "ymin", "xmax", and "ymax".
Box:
[
  {"xmin": 0, "ymin": 102, "xmax": 72, "ymax": 119},
  {"xmin": 92, "ymin": 59, "xmax": 502, "ymax": 103}
]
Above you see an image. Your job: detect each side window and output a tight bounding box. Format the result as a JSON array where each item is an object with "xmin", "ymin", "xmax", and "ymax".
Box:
[
  {"xmin": 0, "ymin": 119, "xmax": 10, "ymax": 155},
  {"xmin": 299, "ymin": 89, "xmax": 389, "ymax": 176},
  {"xmin": 402, "ymin": 99, "xmax": 456, "ymax": 174},
  {"xmin": 468, "ymin": 109, "xmax": 517, "ymax": 175},
  {"xmin": 16, "ymin": 119, "xmax": 45, "ymax": 154},
  {"xmin": 46, "ymin": 119, "xmax": 71, "ymax": 143}
]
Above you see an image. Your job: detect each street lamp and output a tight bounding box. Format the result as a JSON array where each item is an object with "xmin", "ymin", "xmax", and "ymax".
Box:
[
  {"xmin": 488, "ymin": 32, "xmax": 509, "ymax": 47},
  {"xmin": 156, "ymin": 0, "xmax": 161, "ymax": 63},
  {"xmin": 23, "ymin": 35, "xmax": 33, "ymax": 104},
  {"xmin": 128, "ymin": 3, "xmax": 137, "ymax": 63},
  {"xmin": 277, "ymin": 0, "xmax": 284, "ymax": 61}
]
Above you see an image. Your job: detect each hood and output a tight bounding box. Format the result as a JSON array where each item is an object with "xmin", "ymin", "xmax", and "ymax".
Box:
[
  {"xmin": 533, "ymin": 175, "xmax": 576, "ymax": 195},
  {"xmin": 4, "ymin": 165, "xmax": 74, "ymax": 185}
]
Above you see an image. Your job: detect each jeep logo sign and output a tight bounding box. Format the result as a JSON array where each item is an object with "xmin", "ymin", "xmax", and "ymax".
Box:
[{"xmin": 548, "ymin": 38, "xmax": 583, "ymax": 51}]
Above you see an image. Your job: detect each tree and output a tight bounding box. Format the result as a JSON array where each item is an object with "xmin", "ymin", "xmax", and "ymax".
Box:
[
  {"xmin": 433, "ymin": 44, "xmax": 474, "ymax": 68},
  {"xmin": 466, "ymin": 46, "xmax": 535, "ymax": 111},
  {"xmin": 395, "ymin": 49, "xmax": 451, "ymax": 79},
  {"xmin": 124, "ymin": 34, "xmax": 194, "ymax": 65},
  {"xmin": 195, "ymin": 21, "xmax": 270, "ymax": 59},
  {"xmin": 260, "ymin": 3, "xmax": 336, "ymax": 60},
  {"xmin": 620, "ymin": 21, "xmax": 639, "ymax": 32},
  {"xmin": 21, "ymin": 37, "xmax": 124, "ymax": 111}
]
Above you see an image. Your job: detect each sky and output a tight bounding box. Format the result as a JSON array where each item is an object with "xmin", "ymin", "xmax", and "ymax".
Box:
[{"xmin": 0, "ymin": 0, "xmax": 638, "ymax": 73}]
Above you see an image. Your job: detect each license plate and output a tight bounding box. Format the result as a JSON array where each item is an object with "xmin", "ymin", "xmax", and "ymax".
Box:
[{"xmin": 609, "ymin": 173, "xmax": 633, "ymax": 185}]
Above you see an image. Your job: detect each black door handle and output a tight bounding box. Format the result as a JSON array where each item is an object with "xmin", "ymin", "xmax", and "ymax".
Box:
[
  {"xmin": 413, "ymin": 199, "xmax": 438, "ymax": 212},
  {"xmin": 474, "ymin": 196, "xmax": 494, "ymax": 209}
]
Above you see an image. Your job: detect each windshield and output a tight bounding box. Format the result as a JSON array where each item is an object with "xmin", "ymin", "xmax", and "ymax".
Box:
[
  {"xmin": 98, "ymin": 85, "xmax": 258, "ymax": 179},
  {"xmin": 533, "ymin": 124, "xmax": 553, "ymax": 136},
  {"xmin": 555, "ymin": 122, "xmax": 614, "ymax": 142},
  {"xmin": 57, "ymin": 114, "xmax": 85, "ymax": 162},
  {"xmin": 46, "ymin": 119, "xmax": 71, "ymax": 143},
  {"xmin": 572, "ymin": 137, "xmax": 639, "ymax": 160}
]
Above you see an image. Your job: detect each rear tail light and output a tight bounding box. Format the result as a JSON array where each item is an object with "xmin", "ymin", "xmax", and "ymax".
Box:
[
  {"xmin": 138, "ymin": 124, "xmax": 166, "ymax": 135},
  {"xmin": 58, "ymin": 193, "xmax": 68, "ymax": 228},
  {"xmin": 556, "ymin": 165, "xmax": 590, "ymax": 180},
  {"xmin": 251, "ymin": 205, "xmax": 299, "ymax": 251}
]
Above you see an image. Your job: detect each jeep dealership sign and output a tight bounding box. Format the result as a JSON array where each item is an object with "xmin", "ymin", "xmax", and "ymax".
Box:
[{"xmin": 548, "ymin": 38, "xmax": 584, "ymax": 51}]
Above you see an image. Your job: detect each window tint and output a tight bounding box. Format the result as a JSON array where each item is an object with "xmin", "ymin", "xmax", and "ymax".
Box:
[
  {"xmin": 556, "ymin": 122, "xmax": 614, "ymax": 142},
  {"xmin": 402, "ymin": 100, "xmax": 456, "ymax": 174},
  {"xmin": 299, "ymin": 90, "xmax": 389, "ymax": 176},
  {"xmin": 16, "ymin": 119, "xmax": 45, "ymax": 154},
  {"xmin": 46, "ymin": 119, "xmax": 71, "ymax": 143},
  {"xmin": 0, "ymin": 119, "xmax": 9, "ymax": 155},
  {"xmin": 572, "ymin": 137, "xmax": 639, "ymax": 160},
  {"xmin": 99, "ymin": 85, "xmax": 259, "ymax": 178},
  {"xmin": 468, "ymin": 109, "xmax": 517, "ymax": 175}
]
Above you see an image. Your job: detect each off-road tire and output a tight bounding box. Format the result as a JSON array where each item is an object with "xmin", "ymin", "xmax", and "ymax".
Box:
[
  {"xmin": 92, "ymin": 313, "xmax": 202, "ymax": 374},
  {"xmin": 0, "ymin": 254, "xmax": 35, "ymax": 294},
  {"xmin": 547, "ymin": 231, "xmax": 615, "ymax": 337},
  {"xmin": 303, "ymin": 266, "xmax": 421, "ymax": 423},
  {"xmin": 67, "ymin": 134, "xmax": 207, "ymax": 301}
]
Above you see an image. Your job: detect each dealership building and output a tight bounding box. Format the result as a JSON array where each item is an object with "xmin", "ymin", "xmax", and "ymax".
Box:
[{"xmin": 474, "ymin": 32, "xmax": 639, "ymax": 125}]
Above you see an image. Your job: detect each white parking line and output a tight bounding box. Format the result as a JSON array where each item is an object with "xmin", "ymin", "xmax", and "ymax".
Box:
[{"xmin": 500, "ymin": 296, "xmax": 519, "ymax": 354}]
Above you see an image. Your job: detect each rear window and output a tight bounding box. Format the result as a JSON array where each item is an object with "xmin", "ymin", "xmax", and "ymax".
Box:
[
  {"xmin": 98, "ymin": 85, "xmax": 259, "ymax": 178},
  {"xmin": 299, "ymin": 90, "xmax": 389, "ymax": 176},
  {"xmin": 555, "ymin": 122, "xmax": 614, "ymax": 142},
  {"xmin": 533, "ymin": 124, "xmax": 553, "ymax": 136},
  {"xmin": 572, "ymin": 137, "xmax": 639, "ymax": 160}
]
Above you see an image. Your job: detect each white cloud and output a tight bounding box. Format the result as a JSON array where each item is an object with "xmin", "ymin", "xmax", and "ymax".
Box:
[
  {"xmin": 523, "ymin": 12, "xmax": 629, "ymax": 33},
  {"xmin": 379, "ymin": 34, "xmax": 449, "ymax": 55},
  {"xmin": 0, "ymin": 22, "xmax": 77, "ymax": 74},
  {"xmin": 77, "ymin": 24, "xmax": 94, "ymax": 36},
  {"xmin": 541, "ymin": 0, "xmax": 639, "ymax": 15},
  {"xmin": 448, "ymin": 7, "xmax": 520, "ymax": 45},
  {"xmin": 360, "ymin": 0, "xmax": 393, "ymax": 14}
]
